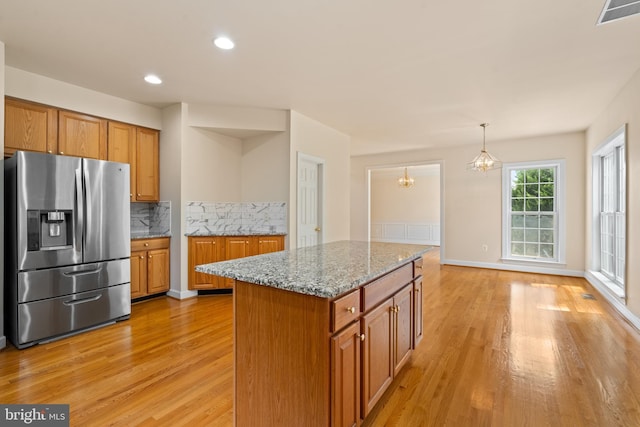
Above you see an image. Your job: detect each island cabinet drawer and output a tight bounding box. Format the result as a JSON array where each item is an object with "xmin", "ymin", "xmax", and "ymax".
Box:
[
  {"xmin": 414, "ymin": 257, "xmax": 423, "ymax": 277},
  {"xmin": 331, "ymin": 290, "xmax": 360, "ymax": 333},
  {"xmin": 362, "ymin": 263, "xmax": 413, "ymax": 312}
]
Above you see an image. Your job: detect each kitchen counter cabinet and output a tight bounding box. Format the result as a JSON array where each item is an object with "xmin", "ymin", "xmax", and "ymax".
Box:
[
  {"xmin": 4, "ymin": 97, "xmax": 58, "ymax": 157},
  {"xmin": 197, "ymin": 241, "xmax": 430, "ymax": 426},
  {"xmin": 131, "ymin": 237, "xmax": 170, "ymax": 299},
  {"xmin": 187, "ymin": 235, "xmax": 285, "ymax": 290}
]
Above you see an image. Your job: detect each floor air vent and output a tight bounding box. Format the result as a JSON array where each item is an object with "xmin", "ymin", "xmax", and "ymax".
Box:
[
  {"xmin": 598, "ymin": 0, "xmax": 640, "ymax": 24},
  {"xmin": 582, "ymin": 293, "xmax": 597, "ymax": 300}
]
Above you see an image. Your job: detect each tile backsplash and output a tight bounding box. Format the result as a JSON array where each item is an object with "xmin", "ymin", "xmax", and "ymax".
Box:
[
  {"xmin": 186, "ymin": 201, "xmax": 287, "ymax": 235},
  {"xmin": 131, "ymin": 201, "xmax": 171, "ymax": 237}
]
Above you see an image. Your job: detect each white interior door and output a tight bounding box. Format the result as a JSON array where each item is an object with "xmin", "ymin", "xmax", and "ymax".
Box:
[{"xmin": 297, "ymin": 153, "xmax": 323, "ymax": 248}]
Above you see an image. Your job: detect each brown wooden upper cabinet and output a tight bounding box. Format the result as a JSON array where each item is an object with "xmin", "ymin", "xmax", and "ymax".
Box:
[
  {"xmin": 58, "ymin": 110, "xmax": 107, "ymax": 159},
  {"xmin": 4, "ymin": 97, "xmax": 58, "ymax": 157},
  {"xmin": 135, "ymin": 127, "xmax": 160, "ymax": 202},
  {"xmin": 106, "ymin": 122, "xmax": 159, "ymax": 202}
]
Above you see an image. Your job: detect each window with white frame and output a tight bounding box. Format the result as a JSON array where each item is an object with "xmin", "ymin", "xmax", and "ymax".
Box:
[
  {"xmin": 593, "ymin": 126, "xmax": 626, "ymax": 295},
  {"xmin": 502, "ymin": 160, "xmax": 565, "ymax": 263}
]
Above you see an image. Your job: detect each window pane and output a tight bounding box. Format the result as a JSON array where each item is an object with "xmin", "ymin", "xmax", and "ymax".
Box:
[
  {"xmin": 540, "ymin": 168, "xmax": 554, "ymax": 183},
  {"xmin": 540, "ymin": 198, "xmax": 554, "ymax": 211},
  {"xmin": 525, "ymin": 215, "xmax": 539, "ymax": 228},
  {"xmin": 512, "ymin": 214, "xmax": 524, "ymax": 227},
  {"xmin": 540, "ymin": 183, "xmax": 554, "ymax": 197},
  {"xmin": 525, "ymin": 184, "xmax": 539, "ymax": 197},
  {"xmin": 525, "ymin": 243, "xmax": 539, "ymax": 257},
  {"xmin": 540, "ymin": 244, "xmax": 554, "ymax": 258},
  {"xmin": 540, "ymin": 230, "xmax": 554, "ymax": 243},
  {"xmin": 525, "ymin": 169, "xmax": 539, "ymax": 183},
  {"xmin": 525, "ymin": 229, "xmax": 539, "ymax": 243},
  {"xmin": 512, "ymin": 198, "xmax": 524, "ymax": 212},
  {"xmin": 540, "ymin": 214, "xmax": 554, "ymax": 228},
  {"xmin": 512, "ymin": 183, "xmax": 525, "ymax": 198},
  {"xmin": 511, "ymin": 243, "xmax": 524, "ymax": 256},
  {"xmin": 525, "ymin": 199, "xmax": 539, "ymax": 212},
  {"xmin": 511, "ymin": 228, "xmax": 524, "ymax": 242}
]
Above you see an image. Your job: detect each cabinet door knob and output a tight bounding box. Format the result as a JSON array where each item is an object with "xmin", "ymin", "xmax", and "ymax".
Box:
[
  {"xmin": 346, "ymin": 306, "xmax": 356, "ymax": 314},
  {"xmin": 149, "ymin": 255, "xmax": 152, "ymax": 259},
  {"xmin": 246, "ymin": 241, "xmax": 249, "ymax": 244},
  {"xmin": 359, "ymin": 333, "xmax": 366, "ymax": 342},
  {"xmin": 59, "ymin": 151, "xmax": 64, "ymax": 155},
  {"xmin": 130, "ymin": 193, "xmax": 133, "ymax": 197},
  {"xmin": 140, "ymin": 256, "xmax": 144, "ymax": 259},
  {"xmin": 137, "ymin": 193, "xmax": 141, "ymax": 197},
  {"xmin": 47, "ymin": 150, "xmax": 53, "ymax": 154}
]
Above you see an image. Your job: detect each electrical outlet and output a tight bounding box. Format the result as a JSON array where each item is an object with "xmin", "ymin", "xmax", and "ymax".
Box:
[{"xmin": 481, "ymin": 244, "xmax": 488, "ymax": 252}]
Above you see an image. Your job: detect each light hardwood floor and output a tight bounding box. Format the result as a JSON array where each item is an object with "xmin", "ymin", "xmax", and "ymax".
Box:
[{"xmin": 2, "ymin": 250, "xmax": 640, "ymax": 426}]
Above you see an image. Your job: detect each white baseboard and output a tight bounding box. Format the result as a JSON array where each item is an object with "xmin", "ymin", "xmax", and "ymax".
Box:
[
  {"xmin": 442, "ymin": 259, "xmax": 584, "ymax": 277},
  {"xmin": 585, "ymin": 271, "xmax": 640, "ymax": 331},
  {"xmin": 166, "ymin": 289, "xmax": 198, "ymax": 300}
]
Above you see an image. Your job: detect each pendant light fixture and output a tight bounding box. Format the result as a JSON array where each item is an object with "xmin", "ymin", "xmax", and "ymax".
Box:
[
  {"xmin": 467, "ymin": 123, "xmax": 502, "ymax": 172},
  {"xmin": 397, "ymin": 167, "xmax": 415, "ymax": 188}
]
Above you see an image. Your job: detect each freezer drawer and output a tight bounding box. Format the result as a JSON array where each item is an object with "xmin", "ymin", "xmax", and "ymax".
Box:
[
  {"xmin": 17, "ymin": 258, "xmax": 130, "ymax": 303},
  {"xmin": 16, "ymin": 283, "xmax": 131, "ymax": 347}
]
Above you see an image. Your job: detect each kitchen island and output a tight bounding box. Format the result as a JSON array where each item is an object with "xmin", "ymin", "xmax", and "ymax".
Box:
[{"xmin": 196, "ymin": 240, "xmax": 431, "ymax": 427}]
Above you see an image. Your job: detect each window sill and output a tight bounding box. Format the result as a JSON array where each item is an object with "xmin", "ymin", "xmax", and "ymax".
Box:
[
  {"xmin": 501, "ymin": 257, "xmax": 566, "ymax": 267},
  {"xmin": 589, "ymin": 271, "xmax": 624, "ymax": 299}
]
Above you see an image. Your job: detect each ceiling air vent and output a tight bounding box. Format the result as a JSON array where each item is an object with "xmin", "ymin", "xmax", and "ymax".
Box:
[{"xmin": 598, "ymin": 0, "xmax": 640, "ymax": 24}]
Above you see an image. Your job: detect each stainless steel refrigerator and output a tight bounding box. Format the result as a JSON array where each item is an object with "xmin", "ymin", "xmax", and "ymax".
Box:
[{"xmin": 4, "ymin": 151, "xmax": 131, "ymax": 349}]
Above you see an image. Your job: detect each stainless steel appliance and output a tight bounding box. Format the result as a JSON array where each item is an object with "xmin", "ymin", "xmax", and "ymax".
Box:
[{"xmin": 5, "ymin": 151, "xmax": 131, "ymax": 349}]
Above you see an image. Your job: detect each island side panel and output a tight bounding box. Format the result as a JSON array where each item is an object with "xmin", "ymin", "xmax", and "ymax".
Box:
[{"xmin": 234, "ymin": 280, "xmax": 331, "ymax": 426}]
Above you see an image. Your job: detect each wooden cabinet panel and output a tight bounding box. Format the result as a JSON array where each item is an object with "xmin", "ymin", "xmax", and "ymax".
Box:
[
  {"xmin": 257, "ymin": 236, "xmax": 284, "ymax": 254},
  {"xmin": 331, "ymin": 321, "xmax": 361, "ymax": 427},
  {"xmin": 147, "ymin": 248, "xmax": 170, "ymax": 294},
  {"xmin": 331, "ymin": 290, "xmax": 360, "ymax": 333},
  {"xmin": 188, "ymin": 237, "xmax": 225, "ymax": 290},
  {"xmin": 135, "ymin": 127, "xmax": 159, "ymax": 202},
  {"xmin": 130, "ymin": 238, "xmax": 170, "ymax": 299},
  {"xmin": 4, "ymin": 97, "xmax": 57, "ymax": 157},
  {"xmin": 393, "ymin": 284, "xmax": 413, "ymax": 376},
  {"xmin": 58, "ymin": 110, "xmax": 107, "ymax": 159},
  {"xmin": 361, "ymin": 297, "xmax": 394, "ymax": 417},
  {"xmin": 107, "ymin": 121, "xmax": 136, "ymax": 201},
  {"xmin": 188, "ymin": 235, "xmax": 285, "ymax": 290},
  {"xmin": 413, "ymin": 277, "xmax": 423, "ymax": 348},
  {"xmin": 130, "ymin": 252, "xmax": 147, "ymax": 299}
]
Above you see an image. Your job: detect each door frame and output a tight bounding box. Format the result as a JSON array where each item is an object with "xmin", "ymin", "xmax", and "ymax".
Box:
[
  {"xmin": 366, "ymin": 160, "xmax": 445, "ymax": 263},
  {"xmin": 297, "ymin": 152, "xmax": 325, "ymax": 248}
]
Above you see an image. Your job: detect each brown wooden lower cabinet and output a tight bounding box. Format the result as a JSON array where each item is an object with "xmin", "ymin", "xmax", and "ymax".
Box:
[
  {"xmin": 234, "ymin": 258, "xmax": 424, "ymax": 427},
  {"xmin": 131, "ymin": 237, "xmax": 170, "ymax": 299},
  {"xmin": 187, "ymin": 235, "xmax": 285, "ymax": 290}
]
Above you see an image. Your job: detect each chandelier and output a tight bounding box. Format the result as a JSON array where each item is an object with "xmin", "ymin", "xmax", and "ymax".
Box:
[
  {"xmin": 398, "ymin": 167, "xmax": 415, "ymax": 188},
  {"xmin": 467, "ymin": 123, "xmax": 502, "ymax": 172}
]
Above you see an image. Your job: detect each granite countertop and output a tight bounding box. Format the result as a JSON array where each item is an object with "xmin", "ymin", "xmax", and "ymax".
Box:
[
  {"xmin": 185, "ymin": 231, "xmax": 287, "ymax": 237},
  {"xmin": 131, "ymin": 233, "xmax": 172, "ymax": 240},
  {"xmin": 195, "ymin": 240, "xmax": 432, "ymax": 298}
]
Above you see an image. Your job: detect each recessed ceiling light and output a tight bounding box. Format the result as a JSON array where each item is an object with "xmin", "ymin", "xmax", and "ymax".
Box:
[
  {"xmin": 144, "ymin": 74, "xmax": 162, "ymax": 85},
  {"xmin": 214, "ymin": 36, "xmax": 235, "ymax": 50}
]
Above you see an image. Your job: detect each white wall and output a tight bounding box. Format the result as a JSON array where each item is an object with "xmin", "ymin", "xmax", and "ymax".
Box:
[
  {"xmin": 586, "ymin": 67, "xmax": 640, "ymax": 320},
  {"xmin": 241, "ymin": 130, "xmax": 290, "ymax": 202},
  {"xmin": 5, "ymin": 67, "xmax": 162, "ymax": 129},
  {"xmin": 289, "ymin": 111, "xmax": 351, "ymax": 247},
  {"xmin": 352, "ymin": 131, "xmax": 586, "ymax": 275},
  {"xmin": 371, "ymin": 170, "xmax": 440, "ymax": 223}
]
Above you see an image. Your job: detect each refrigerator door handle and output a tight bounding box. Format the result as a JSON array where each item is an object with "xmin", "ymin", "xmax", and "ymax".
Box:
[
  {"xmin": 75, "ymin": 167, "xmax": 84, "ymax": 255},
  {"xmin": 62, "ymin": 294, "xmax": 102, "ymax": 306}
]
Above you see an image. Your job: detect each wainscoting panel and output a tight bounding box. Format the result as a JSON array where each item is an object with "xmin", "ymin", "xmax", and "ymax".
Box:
[{"xmin": 371, "ymin": 222, "xmax": 440, "ymax": 245}]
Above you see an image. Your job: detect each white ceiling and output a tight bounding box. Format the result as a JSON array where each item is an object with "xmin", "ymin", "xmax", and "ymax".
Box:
[{"xmin": 1, "ymin": 0, "xmax": 639, "ymax": 156}]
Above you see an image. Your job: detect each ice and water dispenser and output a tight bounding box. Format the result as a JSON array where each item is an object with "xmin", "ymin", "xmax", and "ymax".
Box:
[{"xmin": 26, "ymin": 210, "xmax": 73, "ymax": 251}]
